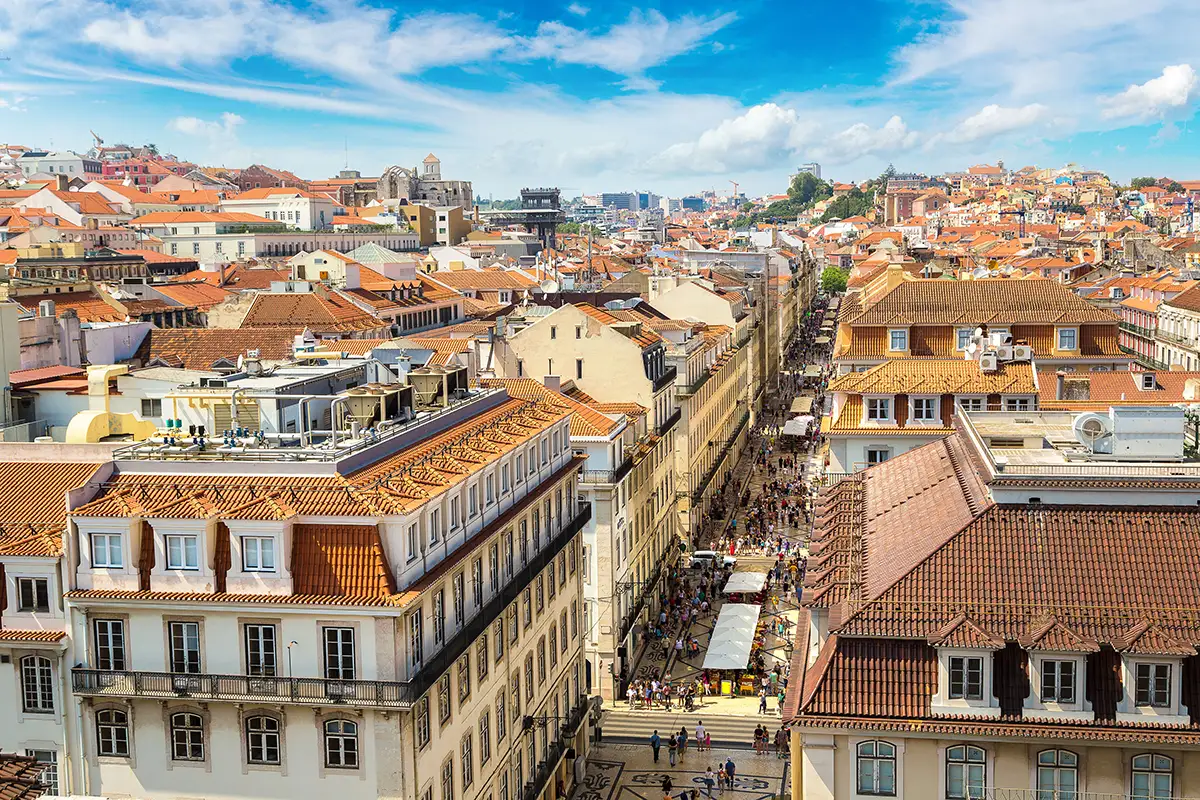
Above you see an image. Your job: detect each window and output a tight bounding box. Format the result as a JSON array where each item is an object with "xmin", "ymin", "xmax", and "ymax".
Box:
[
  {"xmin": 866, "ymin": 398, "xmax": 892, "ymax": 421},
  {"xmin": 439, "ymin": 674, "xmax": 452, "ymax": 723},
  {"xmin": 505, "ymin": 532, "xmax": 514, "ymax": 577},
  {"xmin": 1132, "ymin": 753, "xmax": 1173, "ymax": 800},
  {"xmin": 462, "ymin": 734, "xmax": 474, "ymax": 789},
  {"xmin": 91, "ymin": 533, "xmax": 123, "ymax": 568},
  {"xmin": 141, "ymin": 398, "xmax": 162, "ymax": 417},
  {"xmin": 1040, "ymin": 660, "xmax": 1075, "ymax": 704},
  {"xmin": 473, "ymin": 558, "xmax": 484, "ymax": 607},
  {"xmin": 888, "ymin": 329, "xmax": 908, "ymax": 351},
  {"xmin": 912, "ymin": 397, "xmax": 937, "ymax": 421},
  {"xmin": 517, "ymin": 360, "xmax": 524, "ymax": 378},
  {"xmin": 435, "ymin": 589, "xmax": 446, "ymax": 644},
  {"xmin": 866, "ymin": 447, "xmax": 891, "ymax": 466},
  {"xmin": 524, "ymin": 655, "xmax": 534, "ymax": 702},
  {"xmin": 478, "ymin": 636, "xmax": 489, "ymax": 682},
  {"xmin": 166, "ymin": 534, "xmax": 200, "ymax": 570},
  {"xmin": 1136, "ymin": 663, "xmax": 1172, "ymax": 707},
  {"xmin": 956, "ymin": 328, "xmax": 973, "ymax": 350},
  {"xmin": 1057, "ymin": 328, "xmax": 1077, "ymax": 350},
  {"xmin": 957, "ymin": 397, "xmax": 984, "ymax": 412},
  {"xmin": 410, "ymin": 613, "xmax": 424, "ymax": 669},
  {"xmin": 485, "ymin": 476, "xmax": 495, "ymax": 506},
  {"xmin": 193, "ymin": 242, "xmax": 200, "ymax": 256},
  {"xmin": 454, "ymin": 574, "xmax": 465, "ymax": 626},
  {"xmin": 571, "ymin": 601, "xmax": 579, "ymax": 639},
  {"xmin": 549, "ymin": 625, "xmax": 559, "ymax": 667},
  {"xmin": 576, "ymin": 359, "xmax": 583, "ymax": 380},
  {"xmin": 510, "ymin": 673, "xmax": 521, "ymax": 720},
  {"xmin": 416, "ymin": 697, "xmax": 431, "ymax": 748},
  {"xmin": 501, "ymin": 465, "xmax": 510, "ymax": 493},
  {"xmin": 494, "ymin": 622, "xmax": 505, "ymax": 661},
  {"xmin": 25, "ymin": 750, "xmax": 57, "ymax": 796},
  {"xmin": 945, "ymin": 745, "xmax": 984, "ymax": 799},
  {"xmin": 95, "ymin": 619, "xmax": 126, "ymax": 671},
  {"xmin": 522, "ymin": 589, "xmax": 532, "ymax": 628},
  {"xmin": 575, "ymin": 326, "xmax": 582, "ymax": 339},
  {"xmin": 1036, "ymin": 750, "xmax": 1077, "ymax": 799},
  {"xmin": 515, "ymin": 453, "xmax": 524, "ymax": 478},
  {"xmin": 508, "ymin": 605, "xmax": 518, "ymax": 645},
  {"xmin": 431, "ymin": 509, "xmax": 441, "ymax": 543},
  {"xmin": 169, "ymin": 621, "xmax": 201, "ymax": 674},
  {"xmin": 537, "ymin": 638, "xmax": 547, "ymax": 681},
  {"xmin": 242, "ymin": 537, "xmax": 275, "ymax": 572},
  {"xmin": 490, "ymin": 543, "xmax": 500, "ymax": 592},
  {"xmin": 560, "ymin": 610, "xmax": 568, "ymax": 653},
  {"xmin": 442, "ymin": 758, "xmax": 455, "ymax": 800},
  {"xmin": 97, "ymin": 709, "xmax": 130, "ymax": 757},
  {"xmin": 550, "ymin": 326, "xmax": 557, "ymax": 340},
  {"xmin": 21, "ymin": 656, "xmax": 53, "ymax": 712},
  {"xmin": 536, "ymin": 575, "xmax": 544, "ymax": 613},
  {"xmin": 171, "ymin": 712, "xmax": 205, "ymax": 761},
  {"xmin": 1004, "ymin": 398, "xmax": 1031, "ymax": 411},
  {"xmin": 479, "ymin": 712, "xmax": 491, "ymax": 765},
  {"xmin": 324, "ymin": 627, "xmax": 355, "ymax": 680},
  {"xmin": 245, "ymin": 624, "xmax": 277, "ymax": 676},
  {"xmin": 948, "ymin": 656, "xmax": 983, "ymax": 700},
  {"xmin": 496, "ymin": 692, "xmax": 507, "ymax": 741},
  {"xmin": 855, "ymin": 740, "xmax": 896, "ymax": 796},
  {"xmin": 16, "ymin": 577, "xmax": 49, "ymax": 613},
  {"xmin": 243, "ymin": 714, "xmax": 282, "ymax": 765},
  {"xmin": 458, "ymin": 657, "xmax": 471, "ymax": 704},
  {"xmin": 450, "ymin": 496, "xmax": 461, "ymax": 530},
  {"xmin": 324, "ymin": 720, "xmax": 358, "ymax": 768}
]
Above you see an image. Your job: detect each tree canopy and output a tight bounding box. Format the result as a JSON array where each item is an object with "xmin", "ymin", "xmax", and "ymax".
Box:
[
  {"xmin": 821, "ymin": 267, "xmax": 848, "ymax": 294},
  {"xmin": 1130, "ymin": 177, "xmax": 1159, "ymax": 189}
]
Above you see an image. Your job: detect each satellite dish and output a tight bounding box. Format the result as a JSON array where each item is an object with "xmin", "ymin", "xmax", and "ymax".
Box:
[
  {"xmin": 966, "ymin": 342, "xmax": 978, "ymax": 356},
  {"xmin": 540, "ymin": 279, "xmax": 560, "ymax": 294},
  {"xmin": 973, "ymin": 327, "xmax": 984, "ymax": 339}
]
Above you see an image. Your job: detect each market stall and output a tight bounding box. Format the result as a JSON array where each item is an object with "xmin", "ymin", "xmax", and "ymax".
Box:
[
  {"xmin": 790, "ymin": 396, "xmax": 814, "ymax": 414},
  {"xmin": 722, "ymin": 571, "xmax": 768, "ymax": 595},
  {"xmin": 702, "ymin": 603, "xmax": 761, "ymax": 671}
]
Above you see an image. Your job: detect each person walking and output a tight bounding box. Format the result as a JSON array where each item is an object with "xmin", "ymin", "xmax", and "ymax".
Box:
[
  {"xmin": 695, "ymin": 722, "xmax": 707, "ymax": 753},
  {"xmin": 724, "ymin": 758, "xmax": 736, "ymax": 790},
  {"xmin": 717, "ymin": 766, "xmax": 727, "ymax": 794},
  {"xmin": 650, "ymin": 730, "xmax": 661, "ymax": 763},
  {"xmin": 678, "ymin": 726, "xmax": 688, "ymax": 759},
  {"xmin": 661, "ymin": 776, "xmax": 673, "ymax": 800},
  {"xmin": 703, "ymin": 768, "xmax": 716, "ymax": 798},
  {"xmin": 668, "ymin": 733, "xmax": 678, "ymax": 767},
  {"xmin": 758, "ymin": 688, "xmax": 768, "ymax": 715}
]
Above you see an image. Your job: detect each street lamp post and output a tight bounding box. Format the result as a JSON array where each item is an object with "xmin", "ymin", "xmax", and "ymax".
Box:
[{"xmin": 287, "ymin": 641, "xmax": 298, "ymax": 678}]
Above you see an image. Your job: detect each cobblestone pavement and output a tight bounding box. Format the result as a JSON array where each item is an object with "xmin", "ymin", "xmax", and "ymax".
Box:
[{"xmin": 572, "ymin": 743, "xmax": 788, "ymax": 800}]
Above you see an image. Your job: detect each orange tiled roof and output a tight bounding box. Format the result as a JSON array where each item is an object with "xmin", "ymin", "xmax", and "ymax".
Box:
[
  {"xmin": 482, "ymin": 378, "xmax": 621, "ymax": 437},
  {"xmin": 290, "ymin": 524, "xmax": 396, "ymax": 597},
  {"xmin": 0, "ymin": 461, "xmax": 103, "ymax": 556},
  {"xmin": 142, "ymin": 327, "xmax": 303, "ymax": 369},
  {"xmin": 241, "ymin": 292, "xmax": 384, "ymax": 332},
  {"xmin": 130, "ymin": 211, "xmax": 275, "ymax": 225},
  {"xmin": 829, "ymin": 359, "xmax": 1037, "ymax": 395},
  {"xmin": 153, "ymin": 281, "xmax": 235, "ymax": 310}
]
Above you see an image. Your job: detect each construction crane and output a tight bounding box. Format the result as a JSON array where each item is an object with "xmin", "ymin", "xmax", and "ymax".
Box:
[
  {"xmin": 729, "ymin": 179, "xmax": 740, "ymax": 205},
  {"xmin": 90, "ymin": 130, "xmax": 104, "ymax": 148},
  {"xmin": 998, "ymin": 200, "xmax": 1028, "ymax": 238}
]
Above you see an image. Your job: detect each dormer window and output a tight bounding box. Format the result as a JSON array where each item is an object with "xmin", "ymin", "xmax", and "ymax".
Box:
[
  {"xmin": 911, "ymin": 396, "xmax": 938, "ymax": 422},
  {"xmin": 956, "ymin": 328, "xmax": 973, "ymax": 350},
  {"xmin": 166, "ymin": 534, "xmax": 199, "ymax": 571},
  {"xmin": 1141, "ymin": 373, "xmax": 1158, "ymax": 390},
  {"xmin": 1136, "ymin": 663, "xmax": 1172, "ymax": 707},
  {"xmin": 1040, "ymin": 660, "xmax": 1077, "ymax": 703},
  {"xmin": 865, "ymin": 397, "xmax": 892, "ymax": 421},
  {"xmin": 948, "ymin": 656, "xmax": 983, "ymax": 700},
  {"xmin": 91, "ymin": 533, "xmax": 123, "ymax": 568},
  {"xmin": 888, "ymin": 329, "xmax": 908, "ymax": 351},
  {"xmin": 1057, "ymin": 327, "xmax": 1078, "ymax": 350}
]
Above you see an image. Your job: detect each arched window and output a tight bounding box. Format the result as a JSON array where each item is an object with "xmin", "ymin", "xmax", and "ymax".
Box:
[
  {"xmin": 1132, "ymin": 753, "xmax": 1173, "ymax": 800},
  {"xmin": 1036, "ymin": 750, "xmax": 1077, "ymax": 798},
  {"xmin": 170, "ymin": 712, "xmax": 204, "ymax": 761},
  {"xmin": 245, "ymin": 715, "xmax": 281, "ymax": 765},
  {"xmin": 96, "ymin": 709, "xmax": 130, "ymax": 757},
  {"xmin": 945, "ymin": 745, "xmax": 985, "ymax": 799},
  {"xmin": 855, "ymin": 740, "xmax": 896, "ymax": 796},
  {"xmin": 20, "ymin": 656, "xmax": 53, "ymax": 713},
  {"xmin": 324, "ymin": 719, "xmax": 358, "ymax": 768}
]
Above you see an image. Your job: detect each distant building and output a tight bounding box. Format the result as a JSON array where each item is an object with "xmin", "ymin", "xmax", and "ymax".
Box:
[
  {"xmin": 795, "ymin": 162, "xmax": 822, "ymax": 180},
  {"xmin": 17, "ymin": 151, "xmax": 102, "ymax": 179},
  {"xmin": 600, "ymin": 192, "xmax": 637, "ymax": 211},
  {"xmin": 375, "ymin": 154, "xmax": 473, "ymax": 212},
  {"xmin": 680, "ymin": 196, "xmax": 706, "ymax": 212}
]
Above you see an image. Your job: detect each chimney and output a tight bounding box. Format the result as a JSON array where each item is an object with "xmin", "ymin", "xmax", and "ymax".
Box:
[
  {"xmin": 543, "ymin": 375, "xmax": 561, "ymax": 393},
  {"xmin": 55, "ymin": 174, "xmax": 69, "ymax": 191},
  {"xmin": 1055, "ymin": 371, "xmax": 1065, "ymax": 400},
  {"xmin": 885, "ymin": 262, "xmax": 905, "ymax": 291}
]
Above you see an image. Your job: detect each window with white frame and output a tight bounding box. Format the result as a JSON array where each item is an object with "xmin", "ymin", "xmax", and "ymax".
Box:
[
  {"xmin": 407, "ymin": 524, "xmax": 419, "ymax": 562},
  {"xmin": 91, "ymin": 532, "xmax": 123, "ymax": 568},
  {"xmin": 1040, "ymin": 659, "xmax": 1076, "ymax": 704},
  {"xmin": 1132, "ymin": 753, "xmax": 1173, "ymax": 800},
  {"xmin": 24, "ymin": 750, "xmax": 57, "ymax": 796},
  {"xmin": 1057, "ymin": 328, "xmax": 1078, "ymax": 350},
  {"xmin": 166, "ymin": 534, "xmax": 200, "ymax": 570},
  {"xmin": 324, "ymin": 627, "xmax": 355, "ymax": 680},
  {"xmin": 169, "ymin": 621, "xmax": 201, "ymax": 674},
  {"xmin": 450, "ymin": 497, "xmax": 461, "ymax": 530},
  {"xmin": 911, "ymin": 396, "xmax": 938, "ymax": 421},
  {"xmin": 94, "ymin": 619, "xmax": 126, "ymax": 670},
  {"xmin": 501, "ymin": 464, "xmax": 510, "ymax": 493},
  {"xmin": 324, "ymin": 719, "xmax": 358, "ymax": 768},
  {"xmin": 472, "ymin": 558, "xmax": 484, "ymax": 607},
  {"xmin": 866, "ymin": 447, "xmax": 891, "ymax": 465},
  {"xmin": 888, "ymin": 329, "xmax": 908, "ymax": 351},
  {"xmin": 1004, "ymin": 398, "xmax": 1031, "ymax": 411},
  {"xmin": 479, "ymin": 712, "xmax": 491, "ymax": 765},
  {"xmin": 1136, "ymin": 663, "xmax": 1172, "ymax": 707},
  {"xmin": 242, "ymin": 536, "xmax": 275, "ymax": 572},
  {"xmin": 21, "ymin": 656, "xmax": 54, "ymax": 712},
  {"xmin": 439, "ymin": 674, "xmax": 452, "ymax": 723},
  {"xmin": 956, "ymin": 328, "xmax": 973, "ymax": 350},
  {"xmin": 461, "ymin": 733, "xmax": 474, "ymax": 789},
  {"xmin": 957, "ymin": 397, "xmax": 984, "ymax": 412},
  {"xmin": 1036, "ymin": 750, "xmax": 1077, "ymax": 798},
  {"xmin": 495, "ymin": 692, "xmax": 506, "ymax": 741},
  {"xmin": 430, "ymin": 508, "xmax": 442, "ymax": 543},
  {"xmin": 866, "ymin": 397, "xmax": 892, "ymax": 421},
  {"xmin": 855, "ymin": 740, "xmax": 896, "ymax": 796},
  {"xmin": 442, "ymin": 757, "xmax": 454, "ymax": 800},
  {"xmin": 244, "ymin": 714, "xmax": 279, "ymax": 767},
  {"xmin": 486, "ymin": 475, "xmax": 495, "ymax": 505},
  {"xmin": 948, "ymin": 656, "xmax": 983, "ymax": 700},
  {"xmin": 944, "ymin": 745, "xmax": 984, "ymax": 800},
  {"xmin": 416, "ymin": 698, "xmax": 430, "ymax": 748},
  {"xmin": 434, "ymin": 589, "xmax": 446, "ymax": 644},
  {"xmin": 97, "ymin": 709, "xmax": 130, "ymax": 756},
  {"xmin": 454, "ymin": 572, "xmax": 465, "ymax": 626},
  {"xmin": 489, "ymin": 543, "xmax": 500, "ymax": 592},
  {"xmin": 245, "ymin": 624, "xmax": 277, "ymax": 676},
  {"xmin": 170, "ymin": 712, "xmax": 205, "ymax": 761},
  {"xmin": 16, "ymin": 577, "xmax": 49, "ymax": 613},
  {"xmin": 458, "ymin": 656, "xmax": 471, "ymax": 704}
]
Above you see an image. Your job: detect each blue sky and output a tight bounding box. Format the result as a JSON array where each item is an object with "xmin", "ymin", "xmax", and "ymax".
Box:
[{"xmin": 2, "ymin": 0, "xmax": 1199, "ymax": 197}]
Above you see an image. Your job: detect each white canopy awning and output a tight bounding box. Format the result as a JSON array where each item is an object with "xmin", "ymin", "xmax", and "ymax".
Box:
[
  {"xmin": 782, "ymin": 416, "xmax": 814, "ymax": 436},
  {"xmin": 723, "ymin": 571, "xmax": 768, "ymax": 594},
  {"xmin": 790, "ymin": 396, "xmax": 813, "ymax": 414},
  {"xmin": 814, "ymin": 335, "xmax": 832, "ymax": 345},
  {"xmin": 802, "ymin": 365, "xmax": 823, "ymax": 377},
  {"xmin": 702, "ymin": 603, "xmax": 761, "ymax": 670}
]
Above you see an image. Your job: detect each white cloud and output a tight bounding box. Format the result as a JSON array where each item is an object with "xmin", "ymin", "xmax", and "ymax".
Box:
[
  {"xmin": 566, "ymin": 3, "xmax": 589, "ymax": 16},
  {"xmin": 168, "ymin": 111, "xmax": 244, "ymax": 140},
  {"xmin": 1100, "ymin": 64, "xmax": 1198, "ymax": 120},
  {"xmin": 646, "ymin": 103, "xmax": 813, "ymax": 175},
  {"xmin": 82, "ymin": 3, "xmax": 260, "ymax": 67},
  {"xmin": 815, "ymin": 116, "xmax": 918, "ymax": 163},
  {"xmin": 944, "ymin": 103, "xmax": 1047, "ymax": 143}
]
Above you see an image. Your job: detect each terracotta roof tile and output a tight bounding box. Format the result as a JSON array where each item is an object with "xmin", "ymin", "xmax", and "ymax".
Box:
[
  {"xmin": 142, "ymin": 328, "xmax": 302, "ymax": 370},
  {"xmin": 241, "ymin": 292, "xmax": 385, "ymax": 333},
  {"xmin": 846, "ymin": 278, "xmax": 1118, "ymax": 326},
  {"xmin": 0, "ymin": 630, "xmax": 67, "ymax": 643},
  {"xmin": 290, "ymin": 524, "xmax": 396, "ymax": 598},
  {"xmin": 830, "ymin": 359, "xmax": 1037, "ymax": 395}
]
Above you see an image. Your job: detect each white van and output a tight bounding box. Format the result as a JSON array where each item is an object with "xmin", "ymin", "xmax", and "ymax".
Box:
[{"xmin": 689, "ymin": 550, "xmax": 738, "ymax": 569}]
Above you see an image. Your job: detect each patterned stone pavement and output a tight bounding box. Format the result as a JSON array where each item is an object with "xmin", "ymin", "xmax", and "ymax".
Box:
[{"xmin": 572, "ymin": 744, "xmax": 788, "ymax": 800}]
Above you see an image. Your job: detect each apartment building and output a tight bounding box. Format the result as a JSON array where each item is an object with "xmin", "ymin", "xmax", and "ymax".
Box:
[
  {"xmin": 833, "ymin": 266, "xmax": 1132, "ymax": 374},
  {"xmin": 0, "ymin": 459, "xmax": 110, "ymax": 798},
  {"xmin": 220, "ymin": 187, "xmax": 342, "ymax": 229},
  {"xmin": 823, "ymin": 358, "xmax": 1038, "ymax": 472},
  {"xmin": 790, "ymin": 406, "xmax": 1200, "ymax": 799},
  {"xmin": 492, "ymin": 304, "xmax": 680, "ymax": 699},
  {"xmin": 1155, "ymin": 283, "xmax": 1200, "ymax": 371},
  {"xmin": 48, "ymin": 379, "xmax": 590, "ymax": 800}
]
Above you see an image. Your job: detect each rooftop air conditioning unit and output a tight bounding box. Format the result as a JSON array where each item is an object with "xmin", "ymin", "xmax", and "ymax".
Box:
[
  {"xmin": 979, "ymin": 353, "xmax": 999, "ymax": 373},
  {"xmin": 1011, "ymin": 345, "xmax": 1033, "ymax": 362}
]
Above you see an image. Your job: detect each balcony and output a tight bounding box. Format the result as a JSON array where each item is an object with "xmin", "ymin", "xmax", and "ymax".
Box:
[
  {"xmin": 689, "ymin": 411, "xmax": 751, "ymax": 502},
  {"xmin": 677, "ymin": 369, "xmax": 713, "ymax": 397},
  {"xmin": 1119, "ymin": 321, "xmax": 1153, "ymax": 339},
  {"xmin": 656, "ymin": 408, "xmax": 682, "ymax": 437},
  {"xmin": 578, "ymin": 457, "xmax": 634, "ymax": 486},
  {"xmin": 521, "ymin": 695, "xmax": 590, "ymax": 800},
  {"xmin": 652, "ymin": 366, "xmax": 678, "ymax": 394},
  {"xmin": 74, "ymin": 503, "xmax": 593, "ymax": 710},
  {"xmin": 1156, "ymin": 328, "xmax": 1197, "ymax": 348}
]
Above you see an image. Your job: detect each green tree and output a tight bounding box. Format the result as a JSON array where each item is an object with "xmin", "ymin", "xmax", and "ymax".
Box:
[
  {"xmin": 819, "ymin": 188, "xmax": 874, "ymax": 222},
  {"xmin": 741, "ymin": 201, "xmax": 755, "ymax": 212},
  {"xmin": 821, "ymin": 267, "xmax": 849, "ymax": 294},
  {"xmin": 787, "ymin": 172, "xmax": 833, "ymax": 205},
  {"xmin": 1166, "ymin": 181, "xmax": 1185, "ymax": 193},
  {"xmin": 1130, "ymin": 177, "xmax": 1159, "ymax": 189},
  {"xmin": 556, "ymin": 222, "xmax": 601, "ymax": 236}
]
